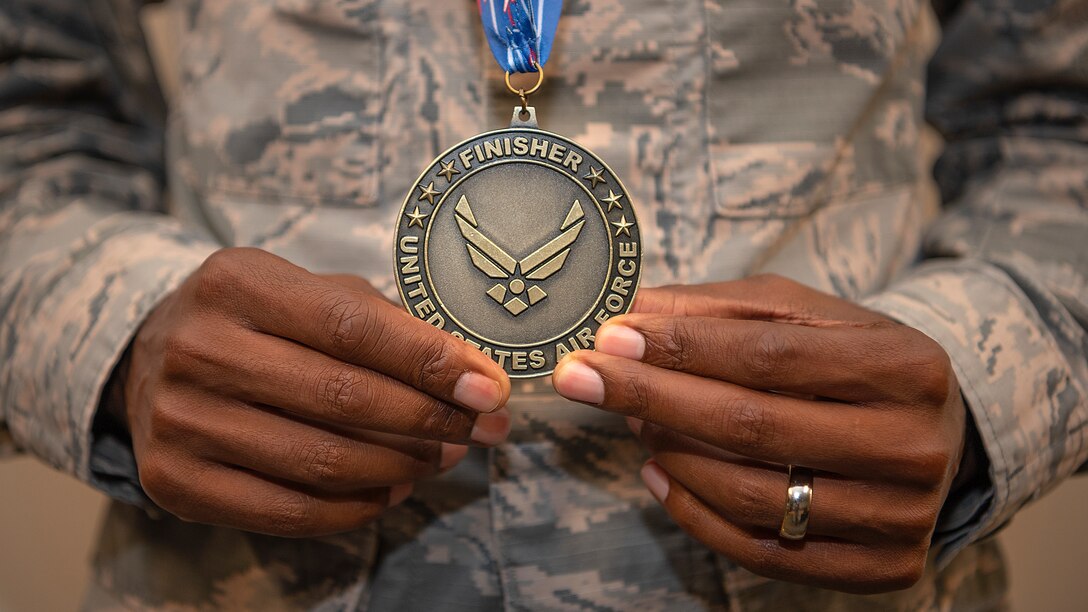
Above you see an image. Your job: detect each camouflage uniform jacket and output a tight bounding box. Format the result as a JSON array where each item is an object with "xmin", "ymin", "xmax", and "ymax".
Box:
[{"xmin": 2, "ymin": 0, "xmax": 1086, "ymax": 609}]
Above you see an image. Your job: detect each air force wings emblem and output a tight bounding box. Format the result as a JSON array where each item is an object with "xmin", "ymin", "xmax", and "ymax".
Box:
[
  {"xmin": 394, "ymin": 117, "xmax": 641, "ymax": 378},
  {"xmin": 455, "ymin": 195, "xmax": 584, "ymax": 316}
]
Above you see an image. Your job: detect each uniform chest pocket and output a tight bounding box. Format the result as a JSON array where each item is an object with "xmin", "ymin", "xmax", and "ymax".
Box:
[
  {"xmin": 703, "ymin": 0, "xmax": 924, "ymax": 219},
  {"xmin": 177, "ymin": 0, "xmax": 386, "ymax": 207}
]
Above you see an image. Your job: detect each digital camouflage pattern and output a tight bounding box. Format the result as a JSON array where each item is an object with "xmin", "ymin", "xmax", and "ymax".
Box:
[{"xmin": 1, "ymin": 0, "xmax": 1085, "ymax": 610}]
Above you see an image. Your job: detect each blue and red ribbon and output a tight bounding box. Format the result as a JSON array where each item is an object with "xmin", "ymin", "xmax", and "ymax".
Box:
[{"xmin": 478, "ymin": 0, "xmax": 563, "ymax": 73}]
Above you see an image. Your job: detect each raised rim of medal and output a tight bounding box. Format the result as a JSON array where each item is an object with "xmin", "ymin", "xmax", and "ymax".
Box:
[{"xmin": 393, "ymin": 127, "xmax": 643, "ymax": 377}]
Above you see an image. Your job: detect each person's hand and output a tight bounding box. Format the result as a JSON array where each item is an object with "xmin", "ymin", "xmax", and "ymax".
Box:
[
  {"xmin": 552, "ymin": 274, "xmax": 966, "ymax": 593},
  {"xmin": 122, "ymin": 248, "xmax": 511, "ymax": 537}
]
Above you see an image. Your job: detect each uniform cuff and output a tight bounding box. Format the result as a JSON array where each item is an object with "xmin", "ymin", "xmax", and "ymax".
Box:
[
  {"xmin": 863, "ymin": 259, "xmax": 1086, "ymax": 565},
  {"xmin": 1, "ymin": 210, "xmax": 218, "ymax": 494}
]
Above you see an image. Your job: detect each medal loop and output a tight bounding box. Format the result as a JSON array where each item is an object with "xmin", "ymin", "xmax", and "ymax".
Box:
[{"xmin": 505, "ymin": 64, "xmax": 544, "ymax": 110}]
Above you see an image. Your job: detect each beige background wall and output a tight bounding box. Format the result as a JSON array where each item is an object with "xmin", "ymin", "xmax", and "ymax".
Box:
[{"xmin": 1, "ymin": 457, "xmax": 1086, "ymax": 611}]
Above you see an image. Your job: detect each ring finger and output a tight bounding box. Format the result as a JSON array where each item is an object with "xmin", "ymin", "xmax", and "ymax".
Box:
[
  {"xmin": 640, "ymin": 460, "xmax": 929, "ymax": 594},
  {"xmin": 639, "ymin": 422, "xmax": 937, "ymax": 545}
]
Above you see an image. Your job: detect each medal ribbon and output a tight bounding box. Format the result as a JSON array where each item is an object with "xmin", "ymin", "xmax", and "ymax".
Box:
[{"xmin": 478, "ymin": 0, "xmax": 563, "ymax": 73}]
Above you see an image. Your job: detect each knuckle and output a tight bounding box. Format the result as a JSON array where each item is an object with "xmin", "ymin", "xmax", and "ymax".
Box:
[
  {"xmin": 670, "ymin": 491, "xmax": 708, "ymax": 534},
  {"xmin": 138, "ymin": 454, "xmax": 186, "ymax": 511},
  {"xmin": 714, "ymin": 395, "xmax": 776, "ymax": 455},
  {"xmin": 137, "ymin": 456, "xmax": 167, "ymax": 497},
  {"xmin": 638, "ymin": 421, "xmax": 676, "ymax": 451},
  {"xmin": 400, "ymin": 437, "xmax": 442, "ymax": 466},
  {"xmin": 900, "ymin": 438, "xmax": 954, "ymax": 485},
  {"xmin": 746, "ymin": 328, "xmax": 799, "ymax": 380},
  {"xmin": 642, "ymin": 320, "xmax": 692, "ymax": 369},
  {"xmin": 624, "ymin": 377, "xmax": 658, "ymax": 421},
  {"xmin": 159, "ymin": 326, "xmax": 212, "ymax": 379},
  {"xmin": 145, "ymin": 403, "xmax": 174, "ymax": 442},
  {"xmin": 848, "ymin": 485, "xmax": 937, "ymax": 542},
  {"xmin": 194, "ymin": 248, "xmax": 252, "ymax": 298},
  {"xmin": 146, "ymin": 397, "xmax": 194, "ymax": 444},
  {"xmin": 197, "ymin": 249, "xmax": 236, "ymax": 281},
  {"xmin": 296, "ymin": 439, "xmax": 352, "ymax": 487},
  {"xmin": 876, "ymin": 548, "xmax": 928, "ymax": 592},
  {"xmin": 896, "ymin": 501, "xmax": 940, "ymax": 541},
  {"xmin": 318, "ymin": 366, "xmax": 368, "ymax": 421},
  {"xmin": 263, "ymin": 493, "xmax": 315, "ymax": 538},
  {"xmin": 319, "ymin": 293, "xmax": 373, "ymax": 356},
  {"xmin": 917, "ymin": 362, "xmax": 954, "ymax": 407},
  {"xmin": 903, "ymin": 331, "xmax": 955, "ymax": 406},
  {"xmin": 411, "ymin": 401, "xmax": 471, "ymax": 441},
  {"xmin": 743, "ymin": 539, "xmax": 787, "ymax": 578},
  {"xmin": 414, "ymin": 338, "xmax": 460, "ymax": 391},
  {"xmin": 729, "ymin": 478, "xmax": 769, "ymax": 526}
]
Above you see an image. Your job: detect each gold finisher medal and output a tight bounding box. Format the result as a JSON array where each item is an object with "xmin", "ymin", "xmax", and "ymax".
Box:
[{"xmin": 394, "ymin": 106, "xmax": 642, "ymax": 377}]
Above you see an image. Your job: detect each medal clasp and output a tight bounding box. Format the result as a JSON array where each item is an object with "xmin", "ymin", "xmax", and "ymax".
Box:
[{"xmin": 505, "ymin": 63, "xmax": 545, "ymax": 112}]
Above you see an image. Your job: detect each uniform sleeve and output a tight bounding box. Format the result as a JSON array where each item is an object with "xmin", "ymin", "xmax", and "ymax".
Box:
[
  {"xmin": 0, "ymin": 0, "xmax": 219, "ymax": 489},
  {"xmin": 863, "ymin": 0, "xmax": 1088, "ymax": 563}
]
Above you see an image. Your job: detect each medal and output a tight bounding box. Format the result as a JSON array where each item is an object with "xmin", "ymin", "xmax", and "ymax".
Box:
[{"xmin": 394, "ymin": 0, "xmax": 641, "ymax": 378}]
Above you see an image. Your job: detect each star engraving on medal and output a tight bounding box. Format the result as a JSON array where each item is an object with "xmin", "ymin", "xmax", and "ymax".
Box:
[
  {"xmin": 583, "ymin": 166, "xmax": 606, "ymax": 189},
  {"xmin": 405, "ymin": 206, "xmax": 428, "ymax": 228},
  {"xmin": 418, "ymin": 181, "xmax": 441, "ymax": 205},
  {"xmin": 455, "ymin": 195, "xmax": 585, "ymax": 316},
  {"xmin": 611, "ymin": 215, "xmax": 634, "ymax": 237},
  {"xmin": 601, "ymin": 189, "xmax": 624, "ymax": 211},
  {"xmin": 437, "ymin": 160, "xmax": 460, "ymax": 183}
]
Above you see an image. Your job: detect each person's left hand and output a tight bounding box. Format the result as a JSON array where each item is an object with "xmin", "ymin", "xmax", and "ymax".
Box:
[{"xmin": 552, "ymin": 274, "xmax": 967, "ymax": 594}]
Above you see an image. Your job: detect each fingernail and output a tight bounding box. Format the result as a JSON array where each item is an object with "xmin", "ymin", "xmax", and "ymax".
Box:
[
  {"xmin": 389, "ymin": 483, "xmax": 413, "ymax": 507},
  {"xmin": 454, "ymin": 372, "xmax": 503, "ymax": 413},
  {"xmin": 625, "ymin": 416, "xmax": 644, "ymax": 436},
  {"xmin": 596, "ymin": 325, "xmax": 646, "ymax": 360},
  {"xmin": 641, "ymin": 461, "xmax": 670, "ymax": 503},
  {"xmin": 439, "ymin": 443, "xmax": 469, "ymax": 471},
  {"xmin": 553, "ymin": 361, "xmax": 605, "ymax": 404},
  {"xmin": 470, "ymin": 409, "xmax": 511, "ymax": 446}
]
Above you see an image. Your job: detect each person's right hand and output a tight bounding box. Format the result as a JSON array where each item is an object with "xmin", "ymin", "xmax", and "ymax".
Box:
[{"xmin": 121, "ymin": 247, "xmax": 511, "ymax": 537}]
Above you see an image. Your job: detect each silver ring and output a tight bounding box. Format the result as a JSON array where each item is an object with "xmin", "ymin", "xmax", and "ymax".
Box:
[{"xmin": 779, "ymin": 465, "xmax": 813, "ymax": 540}]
